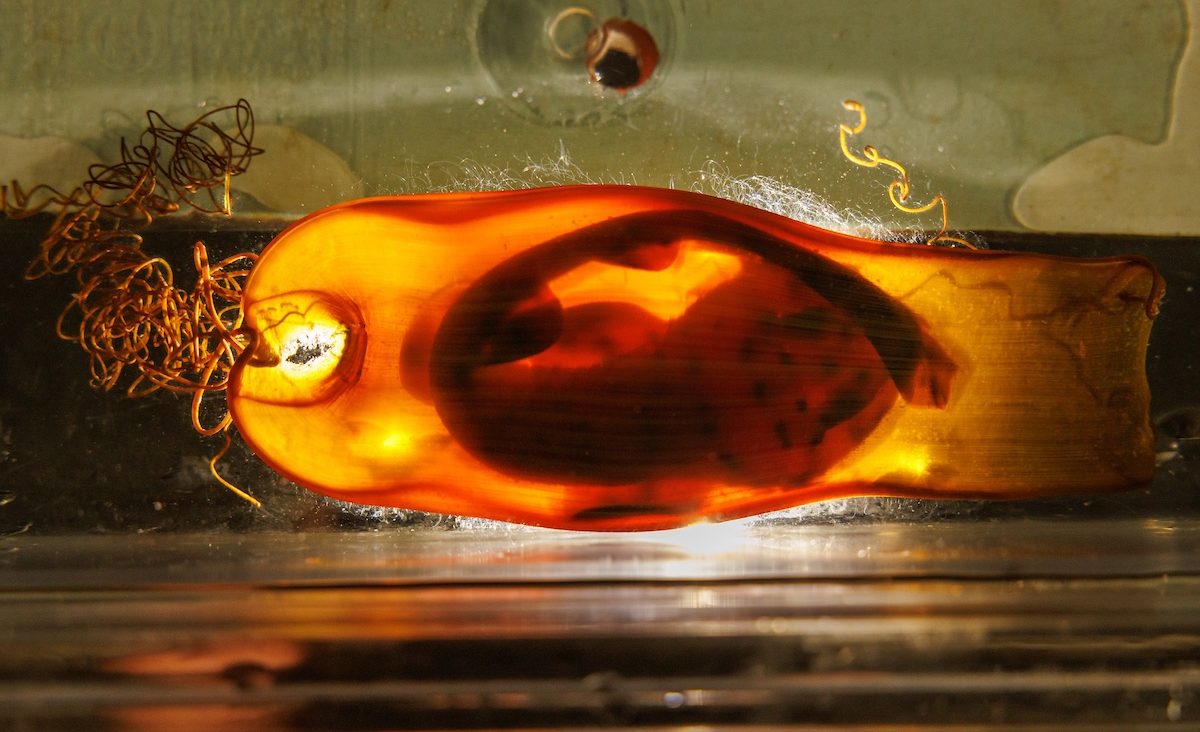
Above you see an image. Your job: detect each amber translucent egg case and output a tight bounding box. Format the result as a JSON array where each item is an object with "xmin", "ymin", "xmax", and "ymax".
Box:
[{"xmin": 4, "ymin": 2, "xmax": 1200, "ymax": 729}]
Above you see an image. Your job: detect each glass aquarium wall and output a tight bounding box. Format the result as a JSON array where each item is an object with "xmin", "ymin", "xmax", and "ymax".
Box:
[{"xmin": 1, "ymin": 1, "xmax": 1199, "ymax": 729}]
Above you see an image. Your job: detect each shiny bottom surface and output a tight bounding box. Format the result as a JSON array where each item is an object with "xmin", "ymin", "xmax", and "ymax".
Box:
[
  {"xmin": 2, "ymin": 519, "xmax": 1200, "ymax": 729},
  {"xmin": 2, "ymin": 578, "xmax": 1198, "ymax": 729}
]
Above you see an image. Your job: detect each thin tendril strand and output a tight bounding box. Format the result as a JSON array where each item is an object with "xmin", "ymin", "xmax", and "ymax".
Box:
[
  {"xmin": 0, "ymin": 180, "xmax": 86, "ymax": 220},
  {"xmin": 3, "ymin": 100, "xmax": 264, "ymax": 506},
  {"xmin": 208, "ymin": 429, "xmax": 262, "ymax": 509},
  {"xmin": 838, "ymin": 99, "xmax": 975, "ymax": 249},
  {"xmin": 546, "ymin": 7, "xmax": 599, "ymax": 60}
]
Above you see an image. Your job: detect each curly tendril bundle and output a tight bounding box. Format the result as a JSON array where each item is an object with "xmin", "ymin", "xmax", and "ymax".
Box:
[
  {"xmin": 838, "ymin": 100, "xmax": 974, "ymax": 249},
  {"xmin": 2, "ymin": 100, "xmax": 263, "ymax": 504}
]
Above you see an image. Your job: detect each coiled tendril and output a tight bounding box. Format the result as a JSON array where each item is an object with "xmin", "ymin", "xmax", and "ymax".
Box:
[
  {"xmin": 838, "ymin": 99, "xmax": 975, "ymax": 249},
  {"xmin": 2, "ymin": 100, "xmax": 264, "ymax": 505}
]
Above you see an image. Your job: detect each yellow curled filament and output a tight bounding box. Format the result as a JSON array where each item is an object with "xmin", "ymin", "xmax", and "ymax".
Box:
[{"xmin": 839, "ymin": 100, "xmax": 975, "ymax": 249}]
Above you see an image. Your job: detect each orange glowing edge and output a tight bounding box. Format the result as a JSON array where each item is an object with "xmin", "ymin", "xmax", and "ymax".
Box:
[{"xmin": 228, "ymin": 186, "xmax": 1162, "ymax": 531}]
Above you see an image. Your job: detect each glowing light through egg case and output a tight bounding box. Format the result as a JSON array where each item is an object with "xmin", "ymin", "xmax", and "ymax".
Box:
[
  {"xmin": 5, "ymin": 99, "xmax": 1163, "ymax": 530},
  {"xmin": 229, "ymin": 185, "xmax": 1162, "ymax": 531}
]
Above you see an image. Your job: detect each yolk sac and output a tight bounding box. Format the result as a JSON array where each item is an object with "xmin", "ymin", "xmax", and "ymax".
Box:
[
  {"xmin": 228, "ymin": 186, "xmax": 1163, "ymax": 531},
  {"xmin": 585, "ymin": 18, "xmax": 659, "ymax": 91}
]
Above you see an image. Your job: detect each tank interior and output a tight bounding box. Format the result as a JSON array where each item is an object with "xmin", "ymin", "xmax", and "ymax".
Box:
[{"xmin": 2, "ymin": 1, "xmax": 1199, "ymax": 728}]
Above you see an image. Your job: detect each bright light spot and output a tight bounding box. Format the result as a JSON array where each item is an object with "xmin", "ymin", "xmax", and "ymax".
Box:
[
  {"xmin": 895, "ymin": 450, "xmax": 930, "ymax": 477},
  {"xmin": 278, "ymin": 322, "xmax": 347, "ymax": 379},
  {"xmin": 641, "ymin": 518, "xmax": 754, "ymax": 556},
  {"xmin": 551, "ymin": 242, "xmax": 742, "ymax": 322},
  {"xmin": 381, "ymin": 431, "xmax": 414, "ymax": 453}
]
